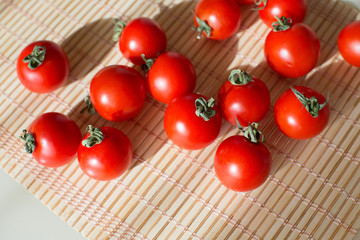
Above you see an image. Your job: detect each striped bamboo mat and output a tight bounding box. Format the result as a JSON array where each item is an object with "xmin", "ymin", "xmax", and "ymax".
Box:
[{"xmin": 0, "ymin": 0, "xmax": 360, "ymax": 239}]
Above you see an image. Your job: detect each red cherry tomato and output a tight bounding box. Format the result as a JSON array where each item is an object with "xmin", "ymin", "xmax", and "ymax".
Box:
[
  {"xmin": 78, "ymin": 126, "xmax": 132, "ymax": 181},
  {"xmin": 115, "ymin": 18, "xmax": 167, "ymax": 65},
  {"xmin": 274, "ymin": 86, "xmax": 330, "ymax": 139},
  {"xmin": 236, "ymin": 0, "xmax": 255, "ymax": 5},
  {"xmin": 217, "ymin": 70, "xmax": 270, "ymax": 126},
  {"xmin": 20, "ymin": 112, "xmax": 82, "ymax": 168},
  {"xmin": 193, "ymin": 0, "xmax": 241, "ymax": 40},
  {"xmin": 164, "ymin": 93, "xmax": 222, "ymax": 150},
  {"xmin": 257, "ymin": 0, "xmax": 307, "ymax": 28},
  {"xmin": 89, "ymin": 65, "xmax": 147, "ymax": 122},
  {"xmin": 215, "ymin": 126, "xmax": 271, "ymax": 192},
  {"xmin": 338, "ymin": 20, "xmax": 360, "ymax": 68},
  {"xmin": 17, "ymin": 40, "xmax": 69, "ymax": 93},
  {"xmin": 264, "ymin": 17, "xmax": 320, "ymax": 78},
  {"xmin": 145, "ymin": 52, "xmax": 196, "ymax": 104}
]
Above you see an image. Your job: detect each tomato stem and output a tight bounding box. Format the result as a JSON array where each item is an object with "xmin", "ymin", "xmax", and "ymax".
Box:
[
  {"xmin": 82, "ymin": 125, "xmax": 104, "ymax": 148},
  {"xmin": 272, "ymin": 16, "xmax": 292, "ymax": 32},
  {"xmin": 80, "ymin": 96, "xmax": 96, "ymax": 114},
  {"xmin": 112, "ymin": 18, "xmax": 127, "ymax": 42},
  {"xmin": 141, "ymin": 54, "xmax": 156, "ymax": 73},
  {"xmin": 236, "ymin": 119, "xmax": 265, "ymax": 143},
  {"xmin": 195, "ymin": 97, "xmax": 216, "ymax": 121},
  {"xmin": 19, "ymin": 130, "xmax": 36, "ymax": 154},
  {"xmin": 252, "ymin": 0, "xmax": 267, "ymax": 11},
  {"xmin": 23, "ymin": 45, "xmax": 46, "ymax": 70},
  {"xmin": 193, "ymin": 13, "xmax": 212, "ymax": 39},
  {"xmin": 228, "ymin": 69, "xmax": 253, "ymax": 85},
  {"xmin": 290, "ymin": 87, "xmax": 329, "ymax": 118}
]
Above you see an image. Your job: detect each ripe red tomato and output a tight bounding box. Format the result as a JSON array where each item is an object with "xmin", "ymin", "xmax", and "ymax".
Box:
[
  {"xmin": 264, "ymin": 17, "xmax": 320, "ymax": 78},
  {"xmin": 20, "ymin": 112, "xmax": 82, "ymax": 168},
  {"xmin": 235, "ymin": 0, "xmax": 254, "ymax": 5},
  {"xmin": 89, "ymin": 65, "xmax": 147, "ymax": 121},
  {"xmin": 217, "ymin": 70, "xmax": 270, "ymax": 126},
  {"xmin": 193, "ymin": 0, "xmax": 241, "ymax": 40},
  {"xmin": 274, "ymin": 86, "xmax": 330, "ymax": 139},
  {"xmin": 77, "ymin": 126, "xmax": 132, "ymax": 181},
  {"xmin": 164, "ymin": 93, "xmax": 222, "ymax": 150},
  {"xmin": 145, "ymin": 52, "xmax": 196, "ymax": 104},
  {"xmin": 114, "ymin": 18, "xmax": 167, "ymax": 65},
  {"xmin": 214, "ymin": 125, "xmax": 271, "ymax": 192},
  {"xmin": 17, "ymin": 40, "xmax": 69, "ymax": 93},
  {"xmin": 256, "ymin": 0, "xmax": 307, "ymax": 28},
  {"xmin": 338, "ymin": 20, "xmax": 360, "ymax": 68}
]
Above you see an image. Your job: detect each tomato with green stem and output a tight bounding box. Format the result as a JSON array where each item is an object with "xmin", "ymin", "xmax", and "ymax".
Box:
[
  {"xmin": 142, "ymin": 52, "xmax": 196, "ymax": 104},
  {"xmin": 17, "ymin": 40, "xmax": 69, "ymax": 93},
  {"xmin": 338, "ymin": 20, "xmax": 360, "ymax": 68},
  {"xmin": 77, "ymin": 125, "xmax": 132, "ymax": 181},
  {"xmin": 264, "ymin": 16, "xmax": 320, "ymax": 78},
  {"xmin": 113, "ymin": 18, "xmax": 167, "ymax": 65},
  {"xmin": 214, "ymin": 121, "xmax": 271, "ymax": 192},
  {"xmin": 274, "ymin": 86, "xmax": 330, "ymax": 139},
  {"xmin": 217, "ymin": 69, "xmax": 270, "ymax": 126},
  {"xmin": 19, "ymin": 112, "xmax": 82, "ymax": 168},
  {"xmin": 193, "ymin": 0, "xmax": 241, "ymax": 40},
  {"xmin": 164, "ymin": 93, "xmax": 222, "ymax": 150}
]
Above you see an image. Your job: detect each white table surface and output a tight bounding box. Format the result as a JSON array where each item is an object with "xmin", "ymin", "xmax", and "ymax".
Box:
[{"xmin": 1, "ymin": 1, "xmax": 359, "ymax": 240}]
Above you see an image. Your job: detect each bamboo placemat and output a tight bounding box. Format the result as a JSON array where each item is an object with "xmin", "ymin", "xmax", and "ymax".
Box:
[{"xmin": 1, "ymin": 0, "xmax": 360, "ymax": 239}]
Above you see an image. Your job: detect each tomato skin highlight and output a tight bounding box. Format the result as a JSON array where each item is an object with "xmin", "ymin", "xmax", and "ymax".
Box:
[
  {"xmin": 119, "ymin": 17, "xmax": 167, "ymax": 65},
  {"xmin": 17, "ymin": 40, "xmax": 69, "ymax": 93},
  {"xmin": 193, "ymin": 0, "xmax": 241, "ymax": 40},
  {"xmin": 264, "ymin": 23, "xmax": 320, "ymax": 78},
  {"xmin": 258, "ymin": 0, "xmax": 307, "ymax": 28},
  {"xmin": 146, "ymin": 52, "xmax": 196, "ymax": 104},
  {"xmin": 89, "ymin": 65, "xmax": 147, "ymax": 122},
  {"xmin": 28, "ymin": 112, "xmax": 82, "ymax": 168},
  {"xmin": 164, "ymin": 93, "xmax": 222, "ymax": 150},
  {"xmin": 214, "ymin": 135, "xmax": 271, "ymax": 192},
  {"xmin": 77, "ymin": 127, "xmax": 132, "ymax": 181},
  {"xmin": 217, "ymin": 76, "xmax": 270, "ymax": 126},
  {"xmin": 274, "ymin": 86, "xmax": 330, "ymax": 139},
  {"xmin": 338, "ymin": 20, "xmax": 360, "ymax": 68}
]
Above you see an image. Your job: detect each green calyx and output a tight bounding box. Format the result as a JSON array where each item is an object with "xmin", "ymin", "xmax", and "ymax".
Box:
[
  {"xmin": 80, "ymin": 95, "xmax": 96, "ymax": 114},
  {"xmin": 236, "ymin": 119, "xmax": 265, "ymax": 144},
  {"xmin": 228, "ymin": 69, "xmax": 253, "ymax": 85},
  {"xmin": 112, "ymin": 18, "xmax": 127, "ymax": 42},
  {"xmin": 195, "ymin": 97, "xmax": 216, "ymax": 121},
  {"xmin": 23, "ymin": 45, "xmax": 46, "ymax": 70},
  {"xmin": 193, "ymin": 13, "xmax": 212, "ymax": 39},
  {"xmin": 141, "ymin": 54, "xmax": 156, "ymax": 73},
  {"xmin": 272, "ymin": 16, "xmax": 292, "ymax": 32},
  {"xmin": 252, "ymin": 0, "xmax": 267, "ymax": 11},
  {"xmin": 291, "ymin": 87, "xmax": 329, "ymax": 118},
  {"xmin": 19, "ymin": 130, "xmax": 36, "ymax": 154},
  {"xmin": 82, "ymin": 125, "xmax": 104, "ymax": 148}
]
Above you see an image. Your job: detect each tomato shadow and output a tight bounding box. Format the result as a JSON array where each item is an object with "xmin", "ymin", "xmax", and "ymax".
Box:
[
  {"xmin": 304, "ymin": 0, "xmax": 358, "ymax": 66},
  {"xmin": 60, "ymin": 18, "xmax": 116, "ymax": 86}
]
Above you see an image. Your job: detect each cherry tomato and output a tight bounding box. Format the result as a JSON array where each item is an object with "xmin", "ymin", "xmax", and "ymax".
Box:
[
  {"xmin": 145, "ymin": 52, "xmax": 196, "ymax": 104},
  {"xmin": 164, "ymin": 93, "xmax": 222, "ymax": 150},
  {"xmin": 256, "ymin": 0, "xmax": 307, "ymax": 28},
  {"xmin": 89, "ymin": 65, "xmax": 147, "ymax": 122},
  {"xmin": 338, "ymin": 20, "xmax": 360, "ymax": 68},
  {"xmin": 236, "ymin": 0, "xmax": 255, "ymax": 5},
  {"xmin": 113, "ymin": 18, "xmax": 167, "ymax": 65},
  {"xmin": 20, "ymin": 112, "xmax": 82, "ymax": 168},
  {"xmin": 17, "ymin": 40, "xmax": 69, "ymax": 93},
  {"xmin": 217, "ymin": 70, "xmax": 270, "ymax": 126},
  {"xmin": 274, "ymin": 86, "xmax": 330, "ymax": 139},
  {"xmin": 264, "ymin": 16, "xmax": 320, "ymax": 78},
  {"xmin": 214, "ymin": 124, "xmax": 271, "ymax": 192},
  {"xmin": 193, "ymin": 0, "xmax": 241, "ymax": 40},
  {"xmin": 77, "ymin": 126, "xmax": 132, "ymax": 181}
]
